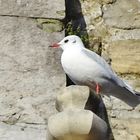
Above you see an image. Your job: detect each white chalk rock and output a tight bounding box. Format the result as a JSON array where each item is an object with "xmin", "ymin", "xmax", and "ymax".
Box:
[
  {"xmin": 56, "ymin": 86, "xmax": 89, "ymax": 111},
  {"xmin": 48, "ymin": 109, "xmax": 93, "ymax": 138}
]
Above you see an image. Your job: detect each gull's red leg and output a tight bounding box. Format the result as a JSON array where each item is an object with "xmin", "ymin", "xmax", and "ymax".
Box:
[{"xmin": 96, "ymin": 83, "xmax": 100, "ymax": 94}]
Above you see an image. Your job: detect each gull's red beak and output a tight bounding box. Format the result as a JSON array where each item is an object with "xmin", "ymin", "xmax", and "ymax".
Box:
[{"xmin": 49, "ymin": 43, "xmax": 60, "ymax": 48}]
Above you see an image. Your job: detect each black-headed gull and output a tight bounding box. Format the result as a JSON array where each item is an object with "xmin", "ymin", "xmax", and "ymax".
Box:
[{"xmin": 50, "ymin": 35, "xmax": 140, "ymax": 107}]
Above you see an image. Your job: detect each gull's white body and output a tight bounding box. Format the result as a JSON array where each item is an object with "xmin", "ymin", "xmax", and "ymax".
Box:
[{"xmin": 56, "ymin": 35, "xmax": 140, "ymax": 107}]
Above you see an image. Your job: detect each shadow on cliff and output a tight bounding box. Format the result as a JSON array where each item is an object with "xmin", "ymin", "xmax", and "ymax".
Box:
[
  {"xmin": 64, "ymin": 0, "xmax": 114, "ymax": 139},
  {"xmin": 64, "ymin": 0, "xmax": 89, "ymax": 46}
]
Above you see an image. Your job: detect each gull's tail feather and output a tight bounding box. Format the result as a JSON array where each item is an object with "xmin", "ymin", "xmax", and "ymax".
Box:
[
  {"xmin": 112, "ymin": 86, "xmax": 140, "ymax": 108},
  {"xmin": 136, "ymin": 91, "xmax": 140, "ymax": 96}
]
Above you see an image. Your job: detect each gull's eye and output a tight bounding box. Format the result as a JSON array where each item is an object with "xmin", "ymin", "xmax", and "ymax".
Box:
[
  {"xmin": 73, "ymin": 40, "xmax": 76, "ymax": 43},
  {"xmin": 64, "ymin": 39, "xmax": 69, "ymax": 43}
]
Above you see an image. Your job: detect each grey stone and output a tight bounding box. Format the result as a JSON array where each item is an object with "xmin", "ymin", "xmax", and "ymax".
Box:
[
  {"xmin": 102, "ymin": 0, "xmax": 140, "ymax": 76},
  {"xmin": 110, "ymin": 109, "xmax": 140, "ymax": 119},
  {"xmin": 0, "ymin": 0, "xmax": 65, "ymax": 19},
  {"xmin": 0, "ymin": 0, "xmax": 140, "ymax": 139},
  {"xmin": 107, "ymin": 28, "xmax": 140, "ymax": 41},
  {"xmin": 0, "ymin": 16, "xmax": 65, "ymax": 124},
  {"xmin": 103, "ymin": 0, "xmax": 140, "ymax": 29},
  {"xmin": 0, "ymin": 122, "xmax": 47, "ymax": 140},
  {"xmin": 111, "ymin": 97, "xmax": 133, "ymax": 110},
  {"xmin": 102, "ymin": 40, "xmax": 140, "ymax": 74},
  {"xmin": 103, "ymin": 96, "xmax": 133, "ymax": 111},
  {"xmin": 110, "ymin": 118, "xmax": 140, "ymax": 139},
  {"xmin": 112, "ymin": 129, "xmax": 138, "ymax": 140},
  {"xmin": 81, "ymin": 1, "xmax": 102, "ymax": 27}
]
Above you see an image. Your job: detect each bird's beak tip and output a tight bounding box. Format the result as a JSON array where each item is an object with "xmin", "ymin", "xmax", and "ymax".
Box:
[{"xmin": 49, "ymin": 43, "xmax": 60, "ymax": 48}]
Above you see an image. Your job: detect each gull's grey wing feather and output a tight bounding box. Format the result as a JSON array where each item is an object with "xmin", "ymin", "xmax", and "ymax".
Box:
[
  {"xmin": 82, "ymin": 48, "xmax": 140, "ymax": 94},
  {"xmin": 82, "ymin": 48, "xmax": 140, "ymax": 107},
  {"xmin": 82, "ymin": 48, "xmax": 125, "ymax": 86}
]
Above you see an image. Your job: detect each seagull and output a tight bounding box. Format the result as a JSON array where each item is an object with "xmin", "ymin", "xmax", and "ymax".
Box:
[{"xmin": 50, "ymin": 35, "xmax": 140, "ymax": 107}]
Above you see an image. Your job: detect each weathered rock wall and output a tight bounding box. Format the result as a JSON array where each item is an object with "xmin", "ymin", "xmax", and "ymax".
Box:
[
  {"xmin": 0, "ymin": 0, "xmax": 65, "ymax": 139},
  {"xmin": 82, "ymin": 0, "xmax": 140, "ymax": 75},
  {"xmin": 0, "ymin": 0, "xmax": 140, "ymax": 140},
  {"xmin": 81, "ymin": 0, "xmax": 140, "ymax": 139}
]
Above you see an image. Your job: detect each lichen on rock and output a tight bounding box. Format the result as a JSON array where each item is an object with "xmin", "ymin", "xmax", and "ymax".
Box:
[{"xmin": 36, "ymin": 18, "xmax": 64, "ymax": 33}]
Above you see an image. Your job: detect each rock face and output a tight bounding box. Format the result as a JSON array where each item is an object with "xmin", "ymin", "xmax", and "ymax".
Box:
[
  {"xmin": 103, "ymin": 0, "xmax": 140, "ymax": 29},
  {"xmin": 81, "ymin": 0, "xmax": 140, "ymax": 74},
  {"xmin": 0, "ymin": 1, "xmax": 65, "ymax": 140},
  {"xmin": 102, "ymin": 0, "xmax": 140, "ymax": 74},
  {"xmin": 106, "ymin": 40, "xmax": 140, "ymax": 74},
  {"xmin": 0, "ymin": 0, "xmax": 65, "ymax": 18},
  {"xmin": 0, "ymin": 122, "xmax": 47, "ymax": 140},
  {"xmin": 0, "ymin": 15, "xmax": 65, "ymax": 123},
  {"xmin": 103, "ymin": 95, "xmax": 140, "ymax": 140},
  {"xmin": 0, "ymin": 0, "xmax": 140, "ymax": 140},
  {"xmin": 79, "ymin": 0, "xmax": 140, "ymax": 139}
]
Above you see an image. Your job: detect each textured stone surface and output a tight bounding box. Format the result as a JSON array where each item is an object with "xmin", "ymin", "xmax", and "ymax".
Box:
[
  {"xmin": 101, "ymin": 0, "xmax": 140, "ymax": 76},
  {"xmin": 82, "ymin": 0, "xmax": 140, "ymax": 76},
  {"xmin": 103, "ymin": 95, "xmax": 140, "ymax": 140},
  {"xmin": 0, "ymin": 122, "xmax": 48, "ymax": 140},
  {"xmin": 111, "ymin": 119, "xmax": 140, "ymax": 140},
  {"xmin": 107, "ymin": 28, "xmax": 140, "ymax": 41},
  {"xmin": 103, "ymin": 0, "xmax": 140, "ymax": 29},
  {"xmin": 0, "ymin": 0, "xmax": 140, "ymax": 139},
  {"xmin": 81, "ymin": 1, "xmax": 102, "ymax": 27},
  {"xmin": 0, "ymin": 1, "xmax": 64, "ymax": 139},
  {"xmin": 48, "ymin": 110, "xmax": 93, "ymax": 137},
  {"xmin": 37, "ymin": 19, "xmax": 64, "ymax": 33},
  {"xmin": 56, "ymin": 86, "xmax": 89, "ymax": 111},
  {"xmin": 0, "ymin": 0, "xmax": 65, "ymax": 19},
  {"xmin": 104, "ymin": 40, "xmax": 140, "ymax": 74},
  {"xmin": 112, "ymin": 129, "xmax": 138, "ymax": 140},
  {"xmin": 0, "ymin": 16, "xmax": 65, "ymax": 128}
]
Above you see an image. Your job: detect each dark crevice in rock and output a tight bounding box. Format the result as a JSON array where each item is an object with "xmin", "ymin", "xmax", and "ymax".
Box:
[
  {"xmin": 119, "ymin": 73, "xmax": 140, "ymax": 78},
  {"xmin": 106, "ymin": 0, "xmax": 117, "ymax": 4},
  {"xmin": 0, "ymin": 14, "xmax": 65, "ymax": 33},
  {"xmin": 0, "ymin": 14, "xmax": 63, "ymax": 21},
  {"xmin": 24, "ymin": 122, "xmax": 45, "ymax": 126},
  {"xmin": 3, "ymin": 114, "xmax": 21, "ymax": 125},
  {"xmin": 110, "ymin": 26, "xmax": 140, "ymax": 30}
]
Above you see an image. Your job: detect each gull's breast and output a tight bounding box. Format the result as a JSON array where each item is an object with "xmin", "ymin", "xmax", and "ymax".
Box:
[{"xmin": 61, "ymin": 49, "xmax": 106, "ymax": 83}]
